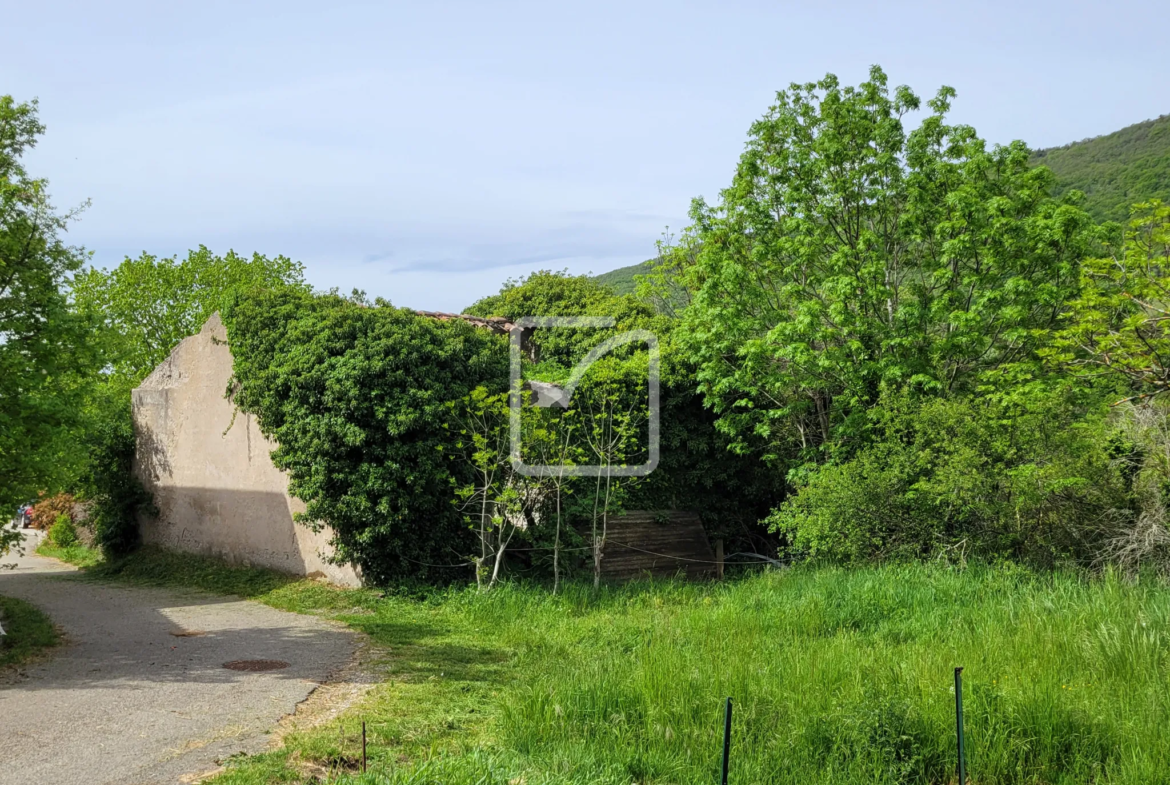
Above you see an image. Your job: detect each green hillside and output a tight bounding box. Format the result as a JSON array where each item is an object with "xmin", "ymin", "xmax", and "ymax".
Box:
[
  {"xmin": 594, "ymin": 259, "xmax": 653, "ymax": 295},
  {"xmin": 1032, "ymin": 113, "xmax": 1170, "ymax": 223}
]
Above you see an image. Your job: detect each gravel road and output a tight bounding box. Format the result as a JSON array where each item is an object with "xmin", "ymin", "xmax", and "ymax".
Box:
[{"xmin": 0, "ymin": 528, "xmax": 357, "ymax": 785}]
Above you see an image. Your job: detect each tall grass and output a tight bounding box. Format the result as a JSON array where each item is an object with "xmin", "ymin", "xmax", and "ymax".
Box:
[
  {"xmin": 468, "ymin": 565, "xmax": 1170, "ymax": 784},
  {"xmin": 103, "ymin": 554, "xmax": 1170, "ymax": 784}
]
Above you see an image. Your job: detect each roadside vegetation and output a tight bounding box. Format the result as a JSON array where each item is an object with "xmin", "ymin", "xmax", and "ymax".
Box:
[
  {"xmin": 82, "ymin": 546, "xmax": 297, "ymax": 597},
  {"xmin": 0, "ymin": 594, "xmax": 59, "ymax": 669},
  {"xmin": 34, "ymin": 538, "xmax": 102, "ymax": 568},
  {"xmin": 7, "ymin": 68, "xmax": 1170, "ymax": 583}
]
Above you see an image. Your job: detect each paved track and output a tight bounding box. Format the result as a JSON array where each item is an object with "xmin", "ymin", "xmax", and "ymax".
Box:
[{"xmin": 0, "ymin": 528, "xmax": 356, "ymax": 785}]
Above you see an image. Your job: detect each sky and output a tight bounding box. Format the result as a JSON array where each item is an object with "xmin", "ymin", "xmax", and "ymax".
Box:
[{"xmin": 6, "ymin": 0, "xmax": 1169, "ymax": 312}]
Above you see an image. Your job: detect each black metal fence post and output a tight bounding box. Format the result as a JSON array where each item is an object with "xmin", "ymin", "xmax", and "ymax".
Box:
[
  {"xmin": 362, "ymin": 720, "xmax": 368, "ymax": 773},
  {"xmin": 721, "ymin": 697, "xmax": 733, "ymax": 785},
  {"xmin": 954, "ymin": 667, "xmax": 966, "ymax": 785}
]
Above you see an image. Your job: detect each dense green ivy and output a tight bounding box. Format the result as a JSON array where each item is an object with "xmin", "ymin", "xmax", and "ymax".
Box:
[{"xmin": 222, "ymin": 288, "xmax": 508, "ymax": 583}]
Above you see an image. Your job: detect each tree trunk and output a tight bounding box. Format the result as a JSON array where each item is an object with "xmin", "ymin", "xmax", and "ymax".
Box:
[
  {"xmin": 553, "ymin": 484, "xmax": 562, "ymax": 595},
  {"xmin": 597, "ymin": 469, "xmax": 613, "ymax": 590},
  {"xmin": 591, "ymin": 471, "xmax": 603, "ymax": 590},
  {"xmin": 476, "ymin": 490, "xmax": 489, "ymax": 591},
  {"xmin": 489, "ymin": 525, "xmax": 511, "ymax": 589}
]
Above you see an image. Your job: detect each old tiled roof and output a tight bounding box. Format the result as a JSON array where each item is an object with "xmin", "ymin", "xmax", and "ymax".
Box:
[{"xmin": 414, "ymin": 311, "xmax": 516, "ymax": 335}]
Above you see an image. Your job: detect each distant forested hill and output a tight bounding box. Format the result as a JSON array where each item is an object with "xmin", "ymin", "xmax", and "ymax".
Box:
[
  {"xmin": 595, "ymin": 114, "xmax": 1170, "ymax": 291},
  {"xmin": 1032, "ymin": 114, "xmax": 1170, "ymax": 223},
  {"xmin": 594, "ymin": 259, "xmax": 653, "ymax": 295}
]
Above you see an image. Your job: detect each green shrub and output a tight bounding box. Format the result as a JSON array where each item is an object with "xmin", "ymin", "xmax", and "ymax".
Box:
[
  {"xmin": 770, "ymin": 392, "xmax": 1125, "ymax": 565},
  {"xmin": 78, "ymin": 405, "xmax": 153, "ymax": 557},
  {"xmin": 48, "ymin": 513, "xmax": 77, "ymax": 548},
  {"xmin": 1090, "ymin": 401, "xmax": 1170, "ymax": 575}
]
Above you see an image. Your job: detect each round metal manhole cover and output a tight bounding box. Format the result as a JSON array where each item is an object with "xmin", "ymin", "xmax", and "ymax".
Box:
[{"xmin": 222, "ymin": 659, "xmax": 290, "ymax": 672}]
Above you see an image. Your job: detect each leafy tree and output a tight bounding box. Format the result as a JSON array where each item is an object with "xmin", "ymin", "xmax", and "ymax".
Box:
[
  {"xmin": 528, "ymin": 406, "xmax": 578, "ymax": 592},
  {"xmin": 1047, "ymin": 200, "xmax": 1170, "ymax": 401},
  {"xmin": 0, "ymin": 96, "xmax": 93, "ymax": 510},
  {"xmin": 450, "ymin": 388, "xmax": 539, "ymax": 590},
  {"xmin": 577, "ymin": 381, "xmax": 646, "ymax": 587},
  {"xmin": 470, "ymin": 271, "xmax": 661, "ymax": 581},
  {"xmin": 0, "ymin": 525, "xmax": 18, "ymax": 564},
  {"xmin": 451, "ymin": 388, "xmax": 510, "ymax": 589},
  {"xmin": 56, "ymin": 247, "xmax": 309, "ymax": 553},
  {"xmin": 471, "ymin": 275, "xmax": 659, "ymax": 585},
  {"xmin": 71, "ymin": 246, "xmax": 310, "ymax": 391},
  {"xmin": 467, "ymin": 269, "xmax": 661, "ymax": 370},
  {"xmin": 74, "ymin": 399, "xmax": 155, "ymax": 557},
  {"xmin": 449, "ymin": 387, "xmax": 588, "ymax": 591},
  {"xmin": 669, "ymin": 66, "xmax": 1101, "ymax": 470}
]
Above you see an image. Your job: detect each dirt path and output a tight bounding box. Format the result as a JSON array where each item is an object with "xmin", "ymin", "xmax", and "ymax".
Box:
[{"xmin": 0, "ymin": 529, "xmax": 357, "ymax": 785}]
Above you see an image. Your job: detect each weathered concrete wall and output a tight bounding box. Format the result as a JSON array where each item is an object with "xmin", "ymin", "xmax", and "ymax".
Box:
[{"xmin": 131, "ymin": 314, "xmax": 361, "ymax": 587}]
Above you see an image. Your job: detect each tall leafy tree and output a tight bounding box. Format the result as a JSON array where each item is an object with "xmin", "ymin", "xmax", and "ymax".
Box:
[
  {"xmin": 64, "ymin": 248, "xmax": 311, "ymax": 554},
  {"xmin": 468, "ymin": 271, "xmax": 784, "ymax": 553},
  {"xmin": 670, "ymin": 66, "xmax": 1101, "ymax": 468},
  {"xmin": 71, "ymin": 246, "xmax": 310, "ymax": 391},
  {"xmin": 0, "ymin": 96, "xmax": 92, "ymax": 510},
  {"xmin": 1047, "ymin": 200, "xmax": 1170, "ymax": 400}
]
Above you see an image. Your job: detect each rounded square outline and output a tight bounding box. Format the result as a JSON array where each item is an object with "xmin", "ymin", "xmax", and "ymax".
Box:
[{"xmin": 509, "ymin": 316, "xmax": 659, "ymax": 477}]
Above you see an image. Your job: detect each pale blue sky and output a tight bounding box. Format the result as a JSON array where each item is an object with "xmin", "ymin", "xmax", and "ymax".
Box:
[{"xmin": 6, "ymin": 1, "xmax": 1168, "ymax": 311}]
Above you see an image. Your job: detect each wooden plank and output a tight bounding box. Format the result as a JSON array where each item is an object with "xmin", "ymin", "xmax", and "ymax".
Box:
[{"xmin": 599, "ymin": 510, "xmax": 715, "ymax": 580}]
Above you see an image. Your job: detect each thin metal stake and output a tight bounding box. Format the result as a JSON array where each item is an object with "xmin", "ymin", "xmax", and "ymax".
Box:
[
  {"xmin": 954, "ymin": 667, "xmax": 966, "ymax": 785},
  {"xmin": 721, "ymin": 697, "xmax": 732, "ymax": 785},
  {"xmin": 362, "ymin": 720, "xmax": 367, "ymax": 773}
]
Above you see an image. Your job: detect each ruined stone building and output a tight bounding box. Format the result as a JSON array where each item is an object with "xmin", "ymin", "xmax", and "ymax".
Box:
[{"xmin": 132, "ymin": 314, "xmax": 362, "ymax": 586}]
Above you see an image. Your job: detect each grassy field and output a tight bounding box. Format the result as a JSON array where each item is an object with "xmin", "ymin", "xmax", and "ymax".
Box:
[
  {"xmin": 74, "ymin": 549, "xmax": 1170, "ymax": 784},
  {"xmin": 0, "ymin": 594, "xmax": 59, "ymax": 669}
]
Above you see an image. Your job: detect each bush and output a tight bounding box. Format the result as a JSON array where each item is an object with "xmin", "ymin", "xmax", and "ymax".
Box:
[
  {"xmin": 77, "ymin": 406, "xmax": 153, "ymax": 557},
  {"xmin": 1092, "ymin": 401, "xmax": 1170, "ymax": 575},
  {"xmin": 29, "ymin": 492, "xmax": 74, "ymax": 531},
  {"xmin": 769, "ymin": 392, "xmax": 1125, "ymax": 566},
  {"xmin": 48, "ymin": 514, "xmax": 77, "ymax": 547}
]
